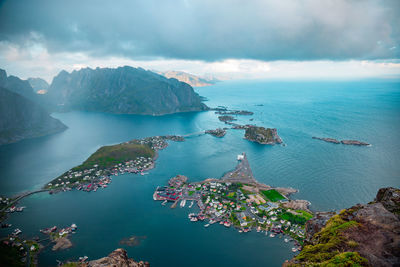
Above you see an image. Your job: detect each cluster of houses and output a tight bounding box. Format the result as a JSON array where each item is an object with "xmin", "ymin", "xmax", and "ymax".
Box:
[{"xmin": 155, "ymin": 177, "xmax": 309, "ymax": 247}]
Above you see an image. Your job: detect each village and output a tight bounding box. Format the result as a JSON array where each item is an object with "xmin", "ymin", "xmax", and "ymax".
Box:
[
  {"xmin": 154, "ymin": 153, "xmax": 313, "ymax": 253},
  {"xmin": 45, "ymin": 135, "xmax": 184, "ymax": 193}
]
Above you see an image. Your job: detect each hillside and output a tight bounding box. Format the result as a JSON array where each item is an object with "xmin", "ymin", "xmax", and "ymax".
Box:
[
  {"xmin": 46, "ymin": 66, "xmax": 208, "ymax": 115},
  {"xmin": 158, "ymin": 70, "xmax": 216, "ymax": 87},
  {"xmin": 0, "ymin": 87, "xmax": 67, "ymax": 145},
  {"xmin": 0, "ymin": 69, "xmax": 39, "ymax": 103},
  {"xmin": 284, "ymin": 187, "xmax": 400, "ymax": 267}
]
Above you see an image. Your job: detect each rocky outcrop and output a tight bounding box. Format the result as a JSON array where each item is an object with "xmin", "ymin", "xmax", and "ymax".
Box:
[
  {"xmin": 46, "ymin": 66, "xmax": 208, "ymax": 115},
  {"xmin": 245, "ymin": 126, "xmax": 282, "ymax": 145},
  {"xmin": 205, "ymin": 128, "xmax": 226, "ymax": 137},
  {"xmin": 0, "ymin": 87, "xmax": 67, "ymax": 145},
  {"xmin": 312, "ymin": 136, "xmax": 370, "ymax": 146},
  {"xmin": 285, "ymin": 187, "xmax": 400, "ymax": 267},
  {"xmin": 84, "ymin": 248, "xmax": 149, "ymax": 267}
]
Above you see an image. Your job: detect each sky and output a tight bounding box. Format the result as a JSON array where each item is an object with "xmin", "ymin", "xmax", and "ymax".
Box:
[{"xmin": 0, "ymin": 0, "xmax": 399, "ymax": 82}]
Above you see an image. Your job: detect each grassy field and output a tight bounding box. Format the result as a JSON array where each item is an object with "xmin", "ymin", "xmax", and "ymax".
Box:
[
  {"xmin": 73, "ymin": 142, "xmax": 155, "ymax": 171},
  {"xmin": 261, "ymin": 189, "xmax": 285, "ymax": 202}
]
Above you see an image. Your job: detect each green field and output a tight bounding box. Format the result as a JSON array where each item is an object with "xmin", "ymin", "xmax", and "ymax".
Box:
[
  {"xmin": 73, "ymin": 142, "xmax": 155, "ymax": 171},
  {"xmin": 261, "ymin": 189, "xmax": 285, "ymax": 202}
]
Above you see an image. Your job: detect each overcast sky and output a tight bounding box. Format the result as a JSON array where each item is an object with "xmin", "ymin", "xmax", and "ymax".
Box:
[{"xmin": 0, "ymin": 0, "xmax": 399, "ymax": 81}]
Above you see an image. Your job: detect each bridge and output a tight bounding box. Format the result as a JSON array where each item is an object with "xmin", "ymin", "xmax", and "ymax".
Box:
[{"xmin": 1, "ymin": 189, "xmax": 50, "ymax": 213}]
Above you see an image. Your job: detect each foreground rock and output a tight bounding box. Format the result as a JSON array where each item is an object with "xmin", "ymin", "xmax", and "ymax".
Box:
[
  {"xmin": 205, "ymin": 128, "xmax": 226, "ymax": 137},
  {"xmin": 245, "ymin": 126, "xmax": 282, "ymax": 145},
  {"xmin": 284, "ymin": 187, "xmax": 400, "ymax": 267},
  {"xmin": 65, "ymin": 248, "xmax": 149, "ymax": 267}
]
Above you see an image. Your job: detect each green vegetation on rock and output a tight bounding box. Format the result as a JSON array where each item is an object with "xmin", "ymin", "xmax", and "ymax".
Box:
[{"xmin": 73, "ymin": 142, "xmax": 155, "ymax": 171}]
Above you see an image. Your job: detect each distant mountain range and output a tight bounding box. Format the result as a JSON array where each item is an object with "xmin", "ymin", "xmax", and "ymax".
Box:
[
  {"xmin": 28, "ymin": 77, "xmax": 49, "ymax": 94},
  {"xmin": 157, "ymin": 70, "xmax": 217, "ymax": 87},
  {"xmin": 46, "ymin": 66, "xmax": 208, "ymax": 115}
]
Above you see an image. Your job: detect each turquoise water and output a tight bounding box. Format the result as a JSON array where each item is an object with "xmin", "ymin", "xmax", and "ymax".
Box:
[{"xmin": 1, "ymin": 79, "xmax": 399, "ymax": 266}]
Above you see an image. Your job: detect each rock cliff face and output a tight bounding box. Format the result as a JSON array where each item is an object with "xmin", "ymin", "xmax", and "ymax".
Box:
[
  {"xmin": 0, "ymin": 87, "xmax": 67, "ymax": 145},
  {"xmin": 0, "ymin": 69, "xmax": 39, "ymax": 103},
  {"xmin": 285, "ymin": 187, "xmax": 400, "ymax": 267},
  {"xmin": 46, "ymin": 66, "xmax": 208, "ymax": 115},
  {"xmin": 82, "ymin": 248, "xmax": 149, "ymax": 267}
]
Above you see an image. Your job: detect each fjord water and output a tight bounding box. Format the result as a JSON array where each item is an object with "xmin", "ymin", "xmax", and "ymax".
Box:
[{"xmin": 1, "ymin": 79, "xmax": 399, "ymax": 266}]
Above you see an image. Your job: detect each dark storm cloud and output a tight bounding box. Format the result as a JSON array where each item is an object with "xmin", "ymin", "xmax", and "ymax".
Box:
[{"xmin": 0, "ymin": 0, "xmax": 399, "ymax": 61}]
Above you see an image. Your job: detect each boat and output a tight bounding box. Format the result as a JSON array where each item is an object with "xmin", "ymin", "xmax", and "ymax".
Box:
[
  {"xmin": 13, "ymin": 228, "xmax": 22, "ymax": 235},
  {"xmin": 180, "ymin": 199, "xmax": 186, "ymax": 208},
  {"xmin": 190, "ymin": 217, "xmax": 198, "ymax": 222},
  {"xmin": 162, "ymin": 200, "xmax": 167, "ymax": 205},
  {"xmin": 269, "ymin": 233, "xmax": 275, "ymax": 237},
  {"xmin": 71, "ymin": 224, "xmax": 77, "ymax": 230},
  {"xmin": 1, "ymin": 223, "xmax": 11, "ymax": 228},
  {"xmin": 284, "ymin": 238, "xmax": 289, "ymax": 243},
  {"xmin": 292, "ymin": 247, "xmax": 297, "ymax": 252},
  {"xmin": 189, "ymin": 201, "xmax": 194, "ymax": 208},
  {"xmin": 204, "ymin": 224, "xmax": 210, "ymax": 228}
]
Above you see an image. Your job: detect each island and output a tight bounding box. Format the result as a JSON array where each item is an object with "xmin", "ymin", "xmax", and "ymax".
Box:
[
  {"xmin": 218, "ymin": 115, "xmax": 237, "ymax": 123},
  {"xmin": 154, "ymin": 153, "xmax": 312, "ymax": 251},
  {"xmin": 284, "ymin": 187, "xmax": 400, "ymax": 266},
  {"xmin": 45, "ymin": 135, "xmax": 184, "ymax": 192},
  {"xmin": 215, "ymin": 110, "xmax": 254, "ymax": 116},
  {"xmin": 312, "ymin": 137, "xmax": 370, "ymax": 146},
  {"xmin": 244, "ymin": 126, "xmax": 282, "ymax": 145},
  {"xmin": 205, "ymin": 128, "xmax": 227, "ymax": 137}
]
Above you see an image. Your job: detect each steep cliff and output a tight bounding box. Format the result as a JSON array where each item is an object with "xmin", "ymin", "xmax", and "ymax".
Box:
[
  {"xmin": 46, "ymin": 66, "xmax": 208, "ymax": 115},
  {"xmin": 284, "ymin": 187, "xmax": 400, "ymax": 267},
  {"xmin": 0, "ymin": 87, "xmax": 67, "ymax": 145}
]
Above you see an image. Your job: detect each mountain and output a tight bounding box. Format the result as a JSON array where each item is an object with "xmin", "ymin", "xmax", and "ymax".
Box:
[
  {"xmin": 284, "ymin": 187, "xmax": 400, "ymax": 267},
  {"xmin": 46, "ymin": 66, "xmax": 209, "ymax": 115},
  {"xmin": 0, "ymin": 87, "xmax": 67, "ymax": 145},
  {"xmin": 0, "ymin": 69, "xmax": 39, "ymax": 102},
  {"xmin": 28, "ymin": 77, "xmax": 49, "ymax": 94},
  {"xmin": 157, "ymin": 70, "xmax": 217, "ymax": 87}
]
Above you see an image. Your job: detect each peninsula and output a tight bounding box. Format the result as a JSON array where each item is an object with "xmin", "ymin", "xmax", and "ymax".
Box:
[
  {"xmin": 45, "ymin": 135, "xmax": 184, "ymax": 192},
  {"xmin": 154, "ymin": 153, "xmax": 312, "ymax": 251}
]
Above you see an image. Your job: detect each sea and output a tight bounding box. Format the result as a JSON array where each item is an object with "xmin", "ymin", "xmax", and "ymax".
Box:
[{"xmin": 0, "ymin": 79, "xmax": 399, "ymax": 266}]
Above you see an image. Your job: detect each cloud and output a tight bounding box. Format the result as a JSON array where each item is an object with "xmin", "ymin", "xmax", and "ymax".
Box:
[{"xmin": 0, "ymin": 0, "xmax": 399, "ymax": 62}]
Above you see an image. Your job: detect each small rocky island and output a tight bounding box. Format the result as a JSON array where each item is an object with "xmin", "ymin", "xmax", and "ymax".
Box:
[
  {"xmin": 245, "ymin": 126, "xmax": 282, "ymax": 145},
  {"xmin": 312, "ymin": 137, "xmax": 370, "ymax": 146},
  {"xmin": 45, "ymin": 135, "xmax": 184, "ymax": 192},
  {"xmin": 284, "ymin": 187, "xmax": 400, "ymax": 267},
  {"xmin": 218, "ymin": 115, "xmax": 237, "ymax": 123},
  {"xmin": 205, "ymin": 128, "xmax": 227, "ymax": 137},
  {"xmin": 215, "ymin": 110, "xmax": 254, "ymax": 116},
  {"xmin": 154, "ymin": 153, "xmax": 312, "ymax": 249}
]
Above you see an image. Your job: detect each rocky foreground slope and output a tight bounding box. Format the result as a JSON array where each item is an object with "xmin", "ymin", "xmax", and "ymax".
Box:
[
  {"xmin": 284, "ymin": 187, "xmax": 400, "ymax": 266},
  {"xmin": 46, "ymin": 66, "xmax": 208, "ymax": 115},
  {"xmin": 65, "ymin": 248, "xmax": 149, "ymax": 267}
]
